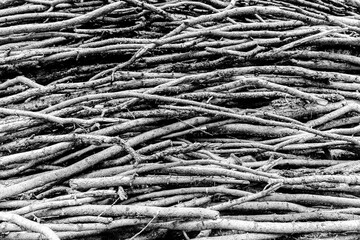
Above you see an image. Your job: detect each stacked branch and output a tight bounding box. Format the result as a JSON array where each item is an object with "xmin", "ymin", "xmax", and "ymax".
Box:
[{"xmin": 2, "ymin": 0, "xmax": 360, "ymax": 239}]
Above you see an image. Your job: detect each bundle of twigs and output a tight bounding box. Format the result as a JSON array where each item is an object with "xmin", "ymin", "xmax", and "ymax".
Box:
[{"xmin": 2, "ymin": 0, "xmax": 360, "ymax": 239}]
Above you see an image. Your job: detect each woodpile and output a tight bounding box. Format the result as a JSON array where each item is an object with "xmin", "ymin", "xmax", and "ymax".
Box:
[{"xmin": 1, "ymin": 0, "xmax": 360, "ymax": 239}]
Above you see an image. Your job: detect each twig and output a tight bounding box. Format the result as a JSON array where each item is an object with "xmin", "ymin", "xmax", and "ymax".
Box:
[
  {"xmin": 209, "ymin": 183, "xmax": 283, "ymax": 211},
  {"xmin": 0, "ymin": 212, "xmax": 60, "ymax": 240}
]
